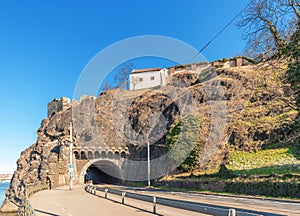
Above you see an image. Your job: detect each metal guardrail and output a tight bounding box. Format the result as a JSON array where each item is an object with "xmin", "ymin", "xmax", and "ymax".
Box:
[{"xmin": 85, "ymin": 185, "xmax": 273, "ymax": 216}]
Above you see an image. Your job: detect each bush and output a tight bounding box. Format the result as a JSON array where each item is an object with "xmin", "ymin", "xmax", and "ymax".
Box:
[
  {"xmin": 217, "ymin": 164, "xmax": 236, "ymax": 178},
  {"xmin": 166, "ymin": 115, "xmax": 202, "ymax": 172},
  {"xmin": 225, "ymin": 178, "xmax": 300, "ymax": 198}
]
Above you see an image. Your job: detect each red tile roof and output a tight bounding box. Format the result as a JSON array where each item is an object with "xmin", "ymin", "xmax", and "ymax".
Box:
[
  {"xmin": 0, "ymin": 174, "xmax": 12, "ymax": 179},
  {"xmin": 131, "ymin": 68, "xmax": 161, "ymax": 74}
]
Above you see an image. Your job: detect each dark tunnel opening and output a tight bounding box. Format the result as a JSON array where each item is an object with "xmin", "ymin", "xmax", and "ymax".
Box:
[{"xmin": 84, "ymin": 160, "xmax": 122, "ymax": 185}]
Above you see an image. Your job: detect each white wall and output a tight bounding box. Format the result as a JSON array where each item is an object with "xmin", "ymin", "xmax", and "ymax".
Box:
[{"xmin": 129, "ymin": 69, "xmax": 169, "ymax": 90}]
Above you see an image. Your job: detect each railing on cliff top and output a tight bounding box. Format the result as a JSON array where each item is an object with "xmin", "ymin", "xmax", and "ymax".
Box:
[{"xmin": 17, "ymin": 183, "xmax": 48, "ymax": 216}]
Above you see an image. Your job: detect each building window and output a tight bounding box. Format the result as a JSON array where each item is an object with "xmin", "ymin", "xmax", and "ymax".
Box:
[
  {"xmin": 150, "ymin": 76, "xmax": 155, "ymax": 81},
  {"xmin": 139, "ymin": 77, "xmax": 143, "ymax": 82}
]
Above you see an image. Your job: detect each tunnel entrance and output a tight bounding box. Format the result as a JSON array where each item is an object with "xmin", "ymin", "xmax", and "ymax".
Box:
[{"xmin": 84, "ymin": 160, "xmax": 122, "ymax": 185}]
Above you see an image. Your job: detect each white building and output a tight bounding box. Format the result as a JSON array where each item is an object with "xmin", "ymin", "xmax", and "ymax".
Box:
[{"xmin": 129, "ymin": 68, "xmax": 169, "ymax": 90}]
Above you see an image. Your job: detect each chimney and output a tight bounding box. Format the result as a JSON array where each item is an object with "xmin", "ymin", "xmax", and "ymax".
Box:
[
  {"xmin": 169, "ymin": 67, "xmax": 175, "ymax": 77},
  {"xmin": 235, "ymin": 58, "xmax": 243, "ymax": 67}
]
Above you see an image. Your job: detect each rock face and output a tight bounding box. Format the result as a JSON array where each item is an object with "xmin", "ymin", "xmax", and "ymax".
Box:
[
  {"xmin": 1, "ymin": 60, "xmax": 297, "ymax": 213},
  {"xmin": 1, "ymin": 97, "xmax": 73, "ymax": 213}
]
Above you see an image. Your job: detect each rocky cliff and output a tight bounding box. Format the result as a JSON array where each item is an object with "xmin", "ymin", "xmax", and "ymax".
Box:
[{"xmin": 1, "ymin": 59, "xmax": 298, "ymax": 213}]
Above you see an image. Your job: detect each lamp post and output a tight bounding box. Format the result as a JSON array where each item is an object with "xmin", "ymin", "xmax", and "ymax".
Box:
[
  {"xmin": 147, "ymin": 140, "xmax": 151, "ymax": 187},
  {"xmin": 143, "ymin": 121, "xmax": 151, "ymax": 188},
  {"xmin": 69, "ymin": 122, "xmax": 73, "ymax": 191}
]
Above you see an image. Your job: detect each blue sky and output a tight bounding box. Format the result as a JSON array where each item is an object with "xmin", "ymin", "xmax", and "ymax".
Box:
[{"xmin": 0, "ymin": 0, "xmax": 248, "ymax": 173}]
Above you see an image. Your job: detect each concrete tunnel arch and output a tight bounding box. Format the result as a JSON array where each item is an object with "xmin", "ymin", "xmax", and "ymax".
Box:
[{"xmin": 80, "ymin": 159, "xmax": 123, "ymax": 184}]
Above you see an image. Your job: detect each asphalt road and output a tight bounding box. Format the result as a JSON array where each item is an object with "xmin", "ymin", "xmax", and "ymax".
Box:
[
  {"xmin": 104, "ymin": 184, "xmax": 300, "ymax": 216},
  {"xmin": 30, "ymin": 185, "xmax": 208, "ymax": 216}
]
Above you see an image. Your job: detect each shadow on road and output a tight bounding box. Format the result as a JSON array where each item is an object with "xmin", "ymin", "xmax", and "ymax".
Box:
[
  {"xmin": 34, "ymin": 209, "xmax": 59, "ymax": 216},
  {"xmin": 52, "ymin": 188, "xmax": 70, "ymax": 191},
  {"xmin": 92, "ymin": 193, "xmax": 164, "ymax": 216}
]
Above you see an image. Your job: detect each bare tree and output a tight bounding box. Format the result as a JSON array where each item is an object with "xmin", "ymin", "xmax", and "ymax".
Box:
[
  {"xmin": 98, "ymin": 81, "xmax": 111, "ymax": 94},
  {"xmin": 238, "ymin": 0, "xmax": 300, "ymax": 60},
  {"xmin": 283, "ymin": 0, "xmax": 300, "ymax": 19},
  {"xmin": 114, "ymin": 63, "xmax": 133, "ymax": 89},
  {"xmin": 104, "ymin": 82, "xmax": 111, "ymax": 90}
]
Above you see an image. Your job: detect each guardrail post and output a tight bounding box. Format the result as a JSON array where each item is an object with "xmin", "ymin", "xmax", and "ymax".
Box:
[
  {"xmin": 122, "ymin": 192, "xmax": 126, "ymax": 204},
  {"xmin": 228, "ymin": 209, "xmax": 236, "ymax": 216},
  {"xmin": 94, "ymin": 187, "xmax": 97, "ymax": 195},
  {"xmin": 153, "ymin": 196, "xmax": 157, "ymax": 214},
  {"xmin": 105, "ymin": 189, "xmax": 108, "ymax": 199}
]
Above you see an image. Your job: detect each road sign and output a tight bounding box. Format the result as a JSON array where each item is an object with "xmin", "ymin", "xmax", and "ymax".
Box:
[{"xmin": 69, "ymin": 164, "xmax": 73, "ymax": 174}]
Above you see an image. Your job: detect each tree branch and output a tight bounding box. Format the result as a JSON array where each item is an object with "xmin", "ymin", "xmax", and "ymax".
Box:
[
  {"xmin": 288, "ymin": 0, "xmax": 300, "ymax": 19},
  {"xmin": 257, "ymin": 6, "xmax": 287, "ymax": 50}
]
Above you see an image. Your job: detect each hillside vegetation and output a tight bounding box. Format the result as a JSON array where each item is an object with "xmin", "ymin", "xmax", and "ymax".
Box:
[{"xmin": 157, "ymin": 57, "xmax": 300, "ymax": 197}]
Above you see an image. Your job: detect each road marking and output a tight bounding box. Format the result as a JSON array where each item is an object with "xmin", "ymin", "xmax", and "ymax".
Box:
[
  {"xmin": 275, "ymin": 202, "xmax": 300, "ymax": 206},
  {"xmin": 55, "ymin": 202, "xmax": 61, "ymax": 208}
]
